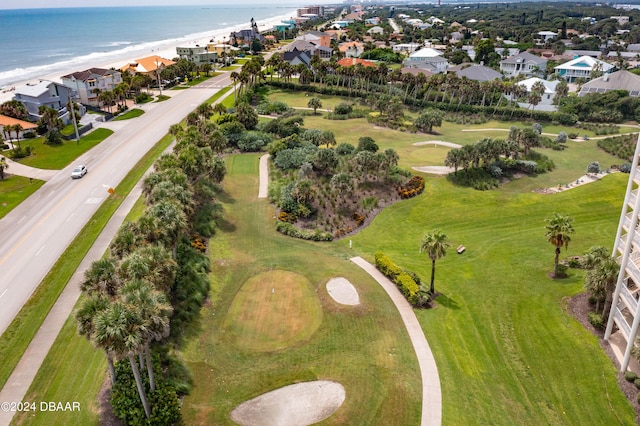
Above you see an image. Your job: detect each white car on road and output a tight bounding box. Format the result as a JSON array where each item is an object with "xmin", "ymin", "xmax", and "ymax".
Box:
[{"xmin": 71, "ymin": 165, "xmax": 88, "ymax": 179}]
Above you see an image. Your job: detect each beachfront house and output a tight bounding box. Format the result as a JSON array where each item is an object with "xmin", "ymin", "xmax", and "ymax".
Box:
[
  {"xmin": 120, "ymin": 55, "xmax": 176, "ymax": 84},
  {"xmin": 0, "ymin": 115, "xmax": 37, "ymax": 141},
  {"xmin": 60, "ymin": 68, "xmax": 122, "ymax": 106},
  {"xmin": 176, "ymin": 46, "xmax": 217, "ymax": 66},
  {"xmin": 554, "ymin": 55, "xmax": 614, "ymax": 82},
  {"xmin": 499, "ymin": 52, "xmax": 547, "ymax": 78},
  {"xmin": 13, "ymin": 80, "xmax": 78, "ymax": 123}
]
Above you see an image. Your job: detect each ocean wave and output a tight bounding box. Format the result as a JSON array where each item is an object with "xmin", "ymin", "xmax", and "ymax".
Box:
[
  {"xmin": 101, "ymin": 41, "xmax": 134, "ymax": 47},
  {"xmin": 0, "ymin": 10, "xmax": 294, "ymax": 88}
]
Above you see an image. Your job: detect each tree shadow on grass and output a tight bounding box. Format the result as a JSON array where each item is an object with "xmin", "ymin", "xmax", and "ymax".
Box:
[{"xmin": 434, "ymin": 293, "xmax": 459, "ymax": 310}]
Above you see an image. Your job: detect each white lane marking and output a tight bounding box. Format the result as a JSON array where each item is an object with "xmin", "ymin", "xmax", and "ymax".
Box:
[
  {"xmin": 17, "ymin": 216, "xmax": 26, "ymax": 224},
  {"xmin": 85, "ymin": 198, "xmax": 102, "ymax": 204},
  {"xmin": 35, "ymin": 245, "xmax": 45, "ymax": 257},
  {"xmin": 47, "ymin": 190, "xmax": 56, "ymax": 197},
  {"xmin": 90, "ymin": 187, "xmax": 98, "ymax": 195},
  {"xmin": 66, "ymin": 213, "xmax": 75, "ymax": 222},
  {"xmin": 0, "ymin": 289, "xmax": 7, "ymax": 299}
]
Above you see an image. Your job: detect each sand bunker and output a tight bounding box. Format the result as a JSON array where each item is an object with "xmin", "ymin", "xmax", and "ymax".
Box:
[
  {"xmin": 413, "ymin": 141, "xmax": 462, "ymax": 148},
  {"xmin": 412, "ymin": 166, "xmax": 455, "ymax": 175},
  {"xmin": 230, "ymin": 380, "xmax": 345, "ymax": 426},
  {"xmin": 326, "ymin": 277, "xmax": 360, "ymax": 305}
]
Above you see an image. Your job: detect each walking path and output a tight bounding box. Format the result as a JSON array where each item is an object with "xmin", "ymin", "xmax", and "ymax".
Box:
[
  {"xmin": 413, "ymin": 141, "xmax": 461, "ymax": 149},
  {"xmin": 4, "ymin": 158, "xmax": 58, "ymax": 181},
  {"xmin": 0, "ymin": 180, "xmax": 145, "ymax": 426},
  {"xmin": 258, "ymin": 154, "xmax": 269, "ymax": 199},
  {"xmin": 351, "ymin": 256, "xmax": 442, "ymax": 426}
]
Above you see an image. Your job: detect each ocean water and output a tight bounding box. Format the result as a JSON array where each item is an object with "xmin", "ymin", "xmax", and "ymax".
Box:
[{"xmin": 0, "ymin": 4, "xmax": 298, "ymax": 88}]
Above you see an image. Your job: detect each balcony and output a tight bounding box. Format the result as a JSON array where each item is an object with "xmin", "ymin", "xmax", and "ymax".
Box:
[
  {"xmin": 620, "ymin": 283, "xmax": 640, "ymax": 314},
  {"xmin": 614, "ymin": 307, "xmax": 632, "ymax": 340}
]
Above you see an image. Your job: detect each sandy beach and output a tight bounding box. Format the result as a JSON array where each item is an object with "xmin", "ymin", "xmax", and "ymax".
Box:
[{"xmin": 0, "ymin": 11, "xmax": 294, "ymax": 104}]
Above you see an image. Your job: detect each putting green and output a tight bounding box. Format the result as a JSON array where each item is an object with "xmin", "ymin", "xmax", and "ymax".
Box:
[{"xmin": 225, "ymin": 270, "xmax": 323, "ymax": 352}]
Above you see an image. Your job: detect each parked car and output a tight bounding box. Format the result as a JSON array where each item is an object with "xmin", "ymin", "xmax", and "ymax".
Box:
[{"xmin": 71, "ymin": 165, "xmax": 87, "ymax": 179}]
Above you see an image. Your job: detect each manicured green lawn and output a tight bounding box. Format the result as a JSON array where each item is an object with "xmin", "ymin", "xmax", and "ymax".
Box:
[
  {"xmin": 16, "ymin": 128, "xmax": 113, "ymax": 170},
  {"xmin": 346, "ymin": 173, "xmax": 635, "ymax": 425},
  {"xmin": 0, "ymin": 176, "xmax": 45, "ymax": 219},
  {"xmin": 181, "ymin": 153, "xmax": 421, "ymax": 425},
  {"xmin": 112, "ymin": 108, "xmax": 144, "ymax": 121}
]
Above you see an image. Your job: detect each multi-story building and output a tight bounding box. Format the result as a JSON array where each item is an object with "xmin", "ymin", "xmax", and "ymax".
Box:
[
  {"xmin": 13, "ymin": 80, "xmax": 77, "ymax": 122},
  {"xmin": 554, "ymin": 55, "xmax": 614, "ymax": 82},
  {"xmin": 176, "ymin": 46, "xmax": 218, "ymax": 66},
  {"xmin": 297, "ymin": 6, "xmax": 324, "ymax": 17},
  {"xmin": 605, "ymin": 134, "xmax": 640, "ymax": 372},
  {"xmin": 500, "ymin": 52, "xmax": 547, "ymax": 78},
  {"xmin": 60, "ymin": 68, "xmax": 122, "ymax": 106}
]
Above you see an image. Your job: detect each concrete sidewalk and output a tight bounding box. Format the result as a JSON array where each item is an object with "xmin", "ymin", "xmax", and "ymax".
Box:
[
  {"xmin": 258, "ymin": 154, "xmax": 269, "ymax": 199},
  {"xmin": 4, "ymin": 158, "xmax": 58, "ymax": 181},
  {"xmin": 0, "ymin": 181, "xmax": 144, "ymax": 426},
  {"xmin": 351, "ymin": 256, "xmax": 442, "ymax": 426}
]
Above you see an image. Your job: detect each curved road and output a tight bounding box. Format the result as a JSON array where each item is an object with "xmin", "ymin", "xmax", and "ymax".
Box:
[{"xmin": 0, "ymin": 73, "xmax": 231, "ymax": 336}]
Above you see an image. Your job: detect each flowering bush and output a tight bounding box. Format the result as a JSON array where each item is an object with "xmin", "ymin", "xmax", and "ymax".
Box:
[
  {"xmin": 397, "ymin": 175, "xmax": 425, "ymax": 199},
  {"xmin": 190, "ymin": 235, "xmax": 207, "ymax": 253}
]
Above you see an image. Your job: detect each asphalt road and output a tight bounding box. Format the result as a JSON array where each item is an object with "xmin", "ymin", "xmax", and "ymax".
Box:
[{"xmin": 0, "ymin": 73, "xmax": 231, "ymax": 336}]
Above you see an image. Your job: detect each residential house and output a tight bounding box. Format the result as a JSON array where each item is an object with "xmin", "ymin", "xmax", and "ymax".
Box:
[
  {"xmin": 611, "ymin": 15, "xmax": 630, "ymax": 25},
  {"xmin": 0, "ymin": 115, "xmax": 37, "ymax": 140},
  {"xmin": 627, "ymin": 43, "xmax": 640, "ymax": 52},
  {"xmin": 564, "ymin": 49, "xmax": 602, "ymax": 59},
  {"xmin": 60, "ymin": 68, "xmax": 122, "ymax": 106},
  {"xmin": 449, "ymin": 31, "xmax": 464, "ymax": 43},
  {"xmin": 514, "ymin": 77, "xmax": 559, "ymax": 111},
  {"xmin": 536, "ymin": 31, "xmax": 557, "ymax": 43},
  {"xmin": 13, "ymin": 80, "xmax": 79, "ymax": 123},
  {"xmin": 282, "ymin": 48, "xmax": 312, "ymax": 67},
  {"xmin": 336, "ymin": 58, "xmax": 377, "ymax": 68},
  {"xmin": 176, "ymin": 46, "xmax": 217, "ymax": 66},
  {"xmin": 339, "ymin": 41, "xmax": 364, "ymax": 58},
  {"xmin": 365, "ymin": 17, "xmax": 380, "ymax": 25},
  {"xmin": 120, "ymin": 55, "xmax": 176, "ymax": 83},
  {"xmin": 403, "ymin": 47, "xmax": 449, "ymax": 74},
  {"xmin": 367, "ymin": 26, "xmax": 384, "ymax": 36},
  {"xmin": 499, "ymin": 51, "xmax": 547, "ymax": 78},
  {"xmin": 400, "ymin": 67, "xmax": 432, "ymax": 79},
  {"xmin": 298, "ymin": 31, "xmax": 332, "ymax": 48},
  {"xmin": 283, "ymin": 39, "xmax": 332, "ymax": 61},
  {"xmin": 450, "ymin": 63, "xmax": 503, "ymax": 82},
  {"xmin": 230, "ymin": 18, "xmax": 264, "ymax": 46},
  {"xmin": 392, "ymin": 43, "xmax": 422, "ymax": 53},
  {"xmin": 554, "ymin": 55, "xmax": 614, "ymax": 82},
  {"xmin": 579, "ymin": 70, "xmax": 640, "ymax": 97}
]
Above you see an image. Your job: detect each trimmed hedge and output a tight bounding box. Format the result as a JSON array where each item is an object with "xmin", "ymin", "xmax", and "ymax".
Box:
[
  {"xmin": 374, "ymin": 252, "xmax": 419, "ymax": 306},
  {"xmin": 275, "ymin": 220, "xmax": 333, "ymax": 241}
]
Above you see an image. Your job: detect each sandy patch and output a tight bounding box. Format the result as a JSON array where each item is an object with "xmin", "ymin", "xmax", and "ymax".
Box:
[
  {"xmin": 413, "ymin": 140, "xmax": 462, "ymax": 148},
  {"xmin": 412, "ymin": 166, "xmax": 455, "ymax": 175},
  {"xmin": 536, "ymin": 172, "xmax": 611, "ymax": 194},
  {"xmin": 326, "ymin": 277, "xmax": 360, "ymax": 305},
  {"xmin": 230, "ymin": 380, "xmax": 345, "ymax": 426}
]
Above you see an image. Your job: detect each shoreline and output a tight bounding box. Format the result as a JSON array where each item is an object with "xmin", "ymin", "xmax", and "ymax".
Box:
[{"xmin": 0, "ymin": 10, "xmax": 295, "ymax": 104}]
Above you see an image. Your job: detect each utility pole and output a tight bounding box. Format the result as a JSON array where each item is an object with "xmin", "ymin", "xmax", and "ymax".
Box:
[{"xmin": 69, "ymin": 93, "xmax": 80, "ymax": 142}]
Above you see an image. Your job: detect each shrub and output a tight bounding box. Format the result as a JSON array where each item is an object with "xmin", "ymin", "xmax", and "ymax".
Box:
[
  {"xmin": 275, "ymin": 221, "xmax": 333, "ymax": 241},
  {"xmin": 374, "ymin": 252, "xmax": 420, "ymax": 305},
  {"xmin": 588, "ymin": 312, "xmax": 604, "ymax": 329},
  {"xmin": 634, "ymin": 378, "xmax": 640, "ymax": 390},
  {"xmin": 555, "ymin": 132, "xmax": 568, "ymax": 143},
  {"xmin": 625, "ymin": 371, "xmax": 638, "ymax": 382},
  {"xmin": 336, "ymin": 143, "xmax": 355, "ymax": 155},
  {"xmin": 397, "ymin": 175, "xmax": 425, "ymax": 199},
  {"xmin": 135, "ymin": 92, "xmax": 152, "ymax": 103},
  {"xmin": 555, "ymin": 263, "xmax": 568, "ymax": 278},
  {"xmin": 23, "ymin": 131, "xmax": 36, "ymax": 139},
  {"xmin": 587, "ymin": 161, "xmax": 601, "ymax": 174},
  {"xmin": 334, "ymin": 102, "xmax": 353, "ymax": 115},
  {"xmin": 620, "ymin": 163, "xmax": 632, "ymax": 173}
]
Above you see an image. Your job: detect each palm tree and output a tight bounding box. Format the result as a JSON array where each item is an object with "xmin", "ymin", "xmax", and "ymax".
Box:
[
  {"xmin": 212, "ymin": 103, "xmax": 227, "ymax": 116},
  {"xmin": 307, "ymin": 97, "xmax": 322, "ymax": 114},
  {"xmin": 419, "ymin": 230, "xmax": 450, "ymax": 296},
  {"xmin": 545, "ymin": 213, "xmax": 575, "ymax": 278},
  {"xmin": 93, "ymin": 300, "xmax": 151, "ymax": 418},
  {"xmin": 81, "ymin": 257, "xmax": 120, "ymax": 298},
  {"xmin": 0, "ymin": 156, "xmax": 8, "ymax": 180},
  {"xmin": 75, "ymin": 295, "xmax": 117, "ymax": 385},
  {"xmin": 120, "ymin": 280, "xmax": 172, "ymax": 391}
]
